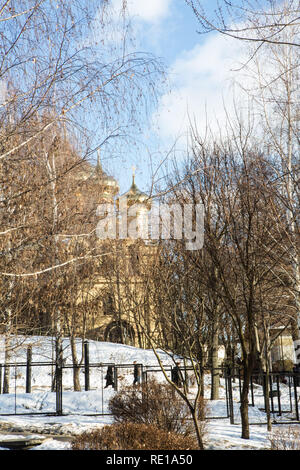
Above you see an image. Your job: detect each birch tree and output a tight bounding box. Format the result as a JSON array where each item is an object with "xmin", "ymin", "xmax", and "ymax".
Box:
[
  {"xmin": 0, "ymin": 0, "xmax": 164, "ymax": 378},
  {"xmin": 186, "ymin": 0, "xmax": 300, "ymax": 362}
]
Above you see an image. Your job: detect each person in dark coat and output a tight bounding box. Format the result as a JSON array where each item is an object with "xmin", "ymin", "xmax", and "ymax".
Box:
[
  {"xmin": 133, "ymin": 361, "xmax": 141, "ymax": 386},
  {"xmin": 171, "ymin": 362, "xmax": 182, "ymax": 387},
  {"xmin": 104, "ymin": 365, "xmax": 114, "ymax": 389},
  {"xmin": 293, "ymin": 363, "xmax": 300, "ymax": 387}
]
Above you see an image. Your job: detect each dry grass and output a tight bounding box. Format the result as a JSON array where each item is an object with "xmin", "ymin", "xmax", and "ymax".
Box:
[
  {"xmin": 71, "ymin": 422, "xmax": 199, "ymax": 450},
  {"xmin": 108, "ymin": 378, "xmax": 195, "ymax": 436},
  {"xmin": 268, "ymin": 426, "xmax": 300, "ymax": 450}
]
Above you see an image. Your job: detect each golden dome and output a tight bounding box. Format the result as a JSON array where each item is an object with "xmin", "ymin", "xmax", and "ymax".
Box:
[
  {"xmin": 93, "ymin": 150, "xmax": 119, "ymax": 196},
  {"xmin": 117, "ymin": 169, "xmax": 151, "ymax": 210}
]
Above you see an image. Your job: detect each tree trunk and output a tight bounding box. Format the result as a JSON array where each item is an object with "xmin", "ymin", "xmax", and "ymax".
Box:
[
  {"xmin": 70, "ymin": 336, "xmax": 81, "ymax": 391},
  {"xmin": 210, "ymin": 318, "xmax": 220, "ymax": 400},
  {"xmin": 197, "ymin": 345, "xmax": 205, "ymax": 397},
  {"xmin": 3, "ymin": 279, "xmax": 14, "ymax": 394},
  {"xmin": 240, "ymin": 354, "xmax": 255, "ymax": 439},
  {"xmin": 3, "ymin": 336, "xmax": 11, "ymax": 394},
  {"xmin": 240, "ymin": 369, "xmax": 250, "ymax": 439},
  {"xmin": 191, "ymin": 408, "xmax": 204, "ymax": 450},
  {"xmin": 265, "ymin": 365, "xmax": 272, "ymax": 432},
  {"xmin": 262, "ymin": 318, "xmax": 272, "ymax": 431}
]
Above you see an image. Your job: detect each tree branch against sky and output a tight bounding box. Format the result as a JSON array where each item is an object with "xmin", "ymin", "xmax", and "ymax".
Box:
[
  {"xmin": 185, "ymin": 0, "xmax": 300, "ymax": 47},
  {"xmin": 0, "ymin": 0, "xmax": 165, "ymax": 277}
]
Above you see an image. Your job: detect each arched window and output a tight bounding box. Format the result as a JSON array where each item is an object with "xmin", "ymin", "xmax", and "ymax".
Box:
[
  {"xmin": 104, "ymin": 321, "xmax": 135, "ymax": 345},
  {"xmin": 103, "ymin": 294, "xmax": 114, "ymax": 315}
]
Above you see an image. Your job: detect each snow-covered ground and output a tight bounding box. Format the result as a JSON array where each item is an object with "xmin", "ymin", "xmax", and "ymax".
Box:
[{"xmin": 0, "ymin": 336, "xmax": 299, "ymax": 451}]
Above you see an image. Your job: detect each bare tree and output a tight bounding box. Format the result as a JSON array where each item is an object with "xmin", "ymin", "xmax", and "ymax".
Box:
[
  {"xmin": 186, "ymin": 0, "xmax": 300, "ymax": 360},
  {"xmin": 234, "ymin": 12, "xmax": 300, "ymax": 357},
  {"xmin": 0, "ymin": 0, "xmax": 164, "ymax": 274},
  {"xmin": 159, "ymin": 116, "xmax": 295, "ymax": 439},
  {"xmin": 185, "ymin": 0, "xmax": 300, "ymax": 49},
  {"xmin": 0, "ymin": 1, "xmax": 165, "ymax": 387}
]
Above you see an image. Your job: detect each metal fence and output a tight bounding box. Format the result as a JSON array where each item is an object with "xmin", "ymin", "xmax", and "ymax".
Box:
[
  {"xmin": 0, "ymin": 355, "xmax": 299, "ymax": 424},
  {"xmin": 224, "ymin": 368, "xmax": 300, "ymax": 425},
  {"xmin": 0, "ymin": 360, "xmax": 146, "ymax": 416}
]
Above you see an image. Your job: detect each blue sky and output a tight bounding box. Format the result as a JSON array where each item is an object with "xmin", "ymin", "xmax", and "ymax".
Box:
[{"xmin": 101, "ymin": 0, "xmax": 246, "ymax": 195}]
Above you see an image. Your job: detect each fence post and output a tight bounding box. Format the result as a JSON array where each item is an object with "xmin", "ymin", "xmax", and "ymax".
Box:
[
  {"xmin": 225, "ymin": 369, "xmax": 229, "ymax": 418},
  {"xmin": 84, "ymin": 340, "xmax": 90, "ymax": 391},
  {"xmin": 226, "ymin": 367, "xmax": 234, "ymax": 424},
  {"xmin": 3, "ymin": 362, "xmax": 10, "ymax": 394},
  {"xmin": 114, "ymin": 365, "xmax": 118, "ymax": 391},
  {"xmin": 276, "ymin": 375, "xmax": 281, "ymax": 416},
  {"xmin": 269, "ymin": 375, "xmax": 274, "ymax": 414},
  {"xmin": 55, "ymin": 340, "xmax": 63, "ymax": 416},
  {"xmin": 184, "ymin": 364, "xmax": 189, "ymax": 393},
  {"xmin": 262, "ymin": 374, "xmax": 267, "ymax": 412},
  {"xmin": 101, "ymin": 366, "xmax": 104, "ymax": 414},
  {"xmin": 250, "ymin": 375, "xmax": 254, "ymax": 406},
  {"xmin": 56, "ymin": 362, "xmax": 63, "ymax": 416},
  {"xmin": 229, "ymin": 377, "xmax": 234, "ymax": 424},
  {"xmin": 26, "ymin": 346, "xmax": 32, "ymax": 393},
  {"xmin": 0, "ymin": 364, "xmax": 2, "ymax": 394},
  {"xmin": 293, "ymin": 373, "xmax": 299, "ymax": 421}
]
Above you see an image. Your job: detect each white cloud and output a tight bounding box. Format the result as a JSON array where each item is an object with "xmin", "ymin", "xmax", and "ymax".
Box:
[
  {"xmin": 0, "ymin": 80, "xmax": 7, "ymax": 105},
  {"xmin": 112, "ymin": 0, "xmax": 172, "ymax": 24},
  {"xmin": 152, "ymin": 33, "xmax": 251, "ymax": 143},
  {"xmin": 126, "ymin": 0, "xmax": 171, "ymax": 23}
]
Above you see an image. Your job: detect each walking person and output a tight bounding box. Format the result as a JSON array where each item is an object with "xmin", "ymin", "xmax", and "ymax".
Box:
[
  {"xmin": 293, "ymin": 363, "xmax": 300, "ymax": 387},
  {"xmin": 171, "ymin": 362, "xmax": 182, "ymax": 387},
  {"xmin": 104, "ymin": 365, "xmax": 115, "ymax": 389},
  {"xmin": 133, "ymin": 361, "xmax": 142, "ymax": 386}
]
